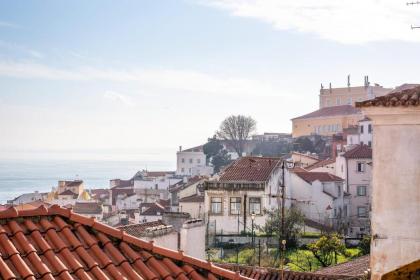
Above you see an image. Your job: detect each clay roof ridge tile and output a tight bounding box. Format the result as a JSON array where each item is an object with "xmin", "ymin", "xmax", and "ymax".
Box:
[
  {"xmin": 48, "ymin": 205, "xmax": 71, "ymax": 218},
  {"xmin": 69, "ymin": 212, "xmax": 95, "ymax": 227},
  {"xmin": 0, "ymin": 207, "xmax": 18, "ymax": 219},
  {"xmin": 92, "ymin": 221, "xmax": 123, "ymax": 239}
]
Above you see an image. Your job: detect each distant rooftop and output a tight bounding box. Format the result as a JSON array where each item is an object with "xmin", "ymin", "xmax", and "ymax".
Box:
[
  {"xmin": 292, "ymin": 105, "xmax": 361, "ymax": 120},
  {"xmin": 219, "ymin": 156, "xmax": 281, "ymax": 182}
]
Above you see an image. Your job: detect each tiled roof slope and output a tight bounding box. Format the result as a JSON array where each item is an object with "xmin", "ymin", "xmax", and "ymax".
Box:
[
  {"xmin": 314, "ymin": 255, "xmax": 369, "ymax": 277},
  {"xmin": 117, "ymin": 221, "xmax": 171, "ymax": 238},
  {"xmin": 0, "ymin": 205, "xmax": 248, "ymax": 280},
  {"xmin": 356, "ymin": 85, "xmax": 420, "ymax": 108},
  {"xmin": 217, "ymin": 263, "xmax": 361, "ymax": 280},
  {"xmin": 58, "ymin": 189, "xmax": 77, "ymax": 196},
  {"xmin": 179, "ymin": 195, "xmax": 205, "ymax": 203},
  {"xmin": 295, "ymin": 172, "xmax": 343, "ymax": 184},
  {"xmin": 219, "ymin": 157, "xmax": 281, "ymax": 182},
  {"xmin": 342, "ymin": 145, "xmax": 372, "ymax": 159},
  {"xmin": 292, "ymin": 105, "xmax": 361, "ymax": 120},
  {"xmin": 306, "ymin": 158, "xmax": 336, "ymax": 171}
]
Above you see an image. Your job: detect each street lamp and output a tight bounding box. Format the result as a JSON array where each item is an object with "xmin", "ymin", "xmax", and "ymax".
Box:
[
  {"xmin": 279, "ymin": 159, "xmax": 294, "ymax": 279},
  {"xmin": 251, "ymin": 211, "xmax": 256, "ymax": 266}
]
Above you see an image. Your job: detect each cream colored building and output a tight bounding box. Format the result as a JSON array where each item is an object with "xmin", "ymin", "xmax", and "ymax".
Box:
[
  {"xmin": 319, "ymin": 83, "xmax": 391, "ymax": 109},
  {"xmin": 356, "ymin": 86, "xmax": 420, "ymax": 279},
  {"xmin": 292, "ymin": 105, "xmax": 363, "ymax": 137}
]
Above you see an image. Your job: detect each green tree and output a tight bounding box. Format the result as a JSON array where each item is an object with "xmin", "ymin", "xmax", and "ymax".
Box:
[
  {"xmin": 203, "ymin": 137, "xmax": 232, "ymax": 173},
  {"xmin": 308, "ymin": 234, "xmax": 346, "ymax": 267},
  {"xmin": 358, "ymin": 235, "xmax": 371, "ymax": 256},
  {"xmin": 293, "ymin": 137, "xmax": 315, "ymax": 153},
  {"xmin": 264, "ymin": 207, "xmax": 305, "ymax": 248},
  {"xmin": 252, "ymin": 141, "xmax": 292, "ymax": 157},
  {"xmin": 216, "ymin": 115, "xmax": 256, "ymax": 157}
]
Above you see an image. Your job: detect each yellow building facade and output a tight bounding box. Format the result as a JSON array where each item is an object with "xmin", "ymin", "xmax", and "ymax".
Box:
[{"xmin": 292, "ymin": 105, "xmax": 362, "ymax": 138}]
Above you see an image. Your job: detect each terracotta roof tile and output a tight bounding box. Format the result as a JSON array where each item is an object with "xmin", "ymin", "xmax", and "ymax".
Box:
[
  {"xmin": 294, "ymin": 171, "xmax": 344, "ymax": 184},
  {"xmin": 342, "ymin": 145, "xmax": 372, "ymax": 159},
  {"xmin": 117, "ymin": 220, "xmax": 172, "ymax": 237},
  {"xmin": 306, "ymin": 158, "xmax": 336, "ymax": 171},
  {"xmin": 179, "ymin": 195, "xmax": 205, "ymax": 203},
  {"xmin": 0, "ymin": 204, "xmax": 248, "ymax": 280},
  {"xmin": 292, "ymin": 105, "xmax": 361, "ymax": 120},
  {"xmin": 315, "ymin": 255, "xmax": 369, "ymax": 277},
  {"xmin": 219, "ymin": 157, "xmax": 281, "ymax": 182},
  {"xmin": 356, "ymin": 85, "xmax": 420, "ymax": 108},
  {"xmin": 217, "ymin": 263, "xmax": 360, "ymax": 280}
]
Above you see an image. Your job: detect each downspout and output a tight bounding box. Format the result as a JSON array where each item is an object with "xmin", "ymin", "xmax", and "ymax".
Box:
[{"xmin": 243, "ymin": 193, "xmax": 247, "ymax": 233}]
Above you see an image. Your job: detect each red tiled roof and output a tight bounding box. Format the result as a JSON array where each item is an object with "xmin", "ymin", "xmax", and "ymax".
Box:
[
  {"xmin": 0, "ymin": 205, "xmax": 249, "ymax": 280},
  {"xmin": 58, "ymin": 189, "xmax": 78, "ymax": 196},
  {"xmin": 292, "ymin": 105, "xmax": 361, "ymax": 120},
  {"xmin": 141, "ymin": 203, "xmax": 166, "ymax": 216},
  {"xmin": 315, "ymin": 255, "xmax": 369, "ymax": 277},
  {"xmin": 342, "ymin": 145, "xmax": 372, "ymax": 159},
  {"xmin": 306, "ymin": 158, "xmax": 336, "ymax": 171},
  {"xmin": 295, "ymin": 172, "xmax": 343, "ymax": 184},
  {"xmin": 179, "ymin": 195, "xmax": 205, "ymax": 203},
  {"xmin": 73, "ymin": 202, "xmax": 102, "ymax": 215},
  {"xmin": 217, "ymin": 263, "xmax": 358, "ymax": 280},
  {"xmin": 356, "ymin": 85, "xmax": 420, "ymax": 108},
  {"xmin": 219, "ymin": 157, "xmax": 281, "ymax": 182},
  {"xmin": 117, "ymin": 220, "xmax": 171, "ymax": 237}
]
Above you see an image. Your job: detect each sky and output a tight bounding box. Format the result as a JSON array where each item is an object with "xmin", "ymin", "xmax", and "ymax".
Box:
[{"xmin": 0, "ymin": 0, "xmax": 419, "ymax": 161}]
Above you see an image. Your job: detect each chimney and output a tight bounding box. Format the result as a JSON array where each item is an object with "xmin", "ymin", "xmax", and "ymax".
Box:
[
  {"xmin": 347, "ymin": 74, "xmax": 351, "ymax": 91},
  {"xmin": 179, "ymin": 146, "xmax": 182, "ymax": 152},
  {"xmin": 320, "ymin": 83, "xmax": 324, "ymax": 94},
  {"xmin": 329, "ymin": 83, "xmax": 332, "ymax": 94}
]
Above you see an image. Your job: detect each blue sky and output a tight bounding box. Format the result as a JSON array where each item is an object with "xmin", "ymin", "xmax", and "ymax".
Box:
[{"xmin": 0, "ymin": 0, "xmax": 419, "ymax": 161}]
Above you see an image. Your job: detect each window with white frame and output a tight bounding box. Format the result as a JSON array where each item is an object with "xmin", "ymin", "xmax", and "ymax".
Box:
[
  {"xmin": 357, "ymin": 162, "xmax": 365, "ymax": 172},
  {"xmin": 368, "ymin": 124, "xmax": 372, "ymax": 133},
  {"xmin": 357, "ymin": 186, "xmax": 367, "ymax": 196},
  {"xmin": 360, "ymin": 125, "xmax": 364, "ymax": 133},
  {"xmin": 249, "ymin": 197, "xmax": 261, "ymax": 215},
  {"xmin": 230, "ymin": 197, "xmax": 241, "ymax": 215},
  {"xmin": 357, "ymin": 206, "xmax": 368, "ymax": 217},
  {"xmin": 197, "ymin": 158, "xmax": 201, "ymax": 164},
  {"xmin": 189, "ymin": 158, "xmax": 193, "ymax": 163},
  {"xmin": 181, "ymin": 158, "xmax": 185, "ymax": 163},
  {"xmin": 210, "ymin": 197, "xmax": 222, "ymax": 214}
]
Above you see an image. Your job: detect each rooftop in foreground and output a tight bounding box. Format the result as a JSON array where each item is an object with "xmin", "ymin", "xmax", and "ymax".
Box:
[{"xmin": 0, "ymin": 205, "xmax": 247, "ymax": 280}]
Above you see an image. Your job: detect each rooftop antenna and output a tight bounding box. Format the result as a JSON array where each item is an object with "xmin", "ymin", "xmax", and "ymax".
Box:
[{"xmin": 407, "ymin": 2, "xmax": 420, "ymax": 28}]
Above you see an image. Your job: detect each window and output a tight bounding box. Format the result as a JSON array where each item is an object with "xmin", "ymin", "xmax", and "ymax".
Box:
[
  {"xmin": 181, "ymin": 158, "xmax": 185, "ymax": 163},
  {"xmin": 230, "ymin": 197, "xmax": 241, "ymax": 215},
  {"xmin": 368, "ymin": 124, "xmax": 372, "ymax": 133},
  {"xmin": 357, "ymin": 162, "xmax": 365, "ymax": 172},
  {"xmin": 249, "ymin": 197, "xmax": 261, "ymax": 215},
  {"xmin": 189, "ymin": 158, "xmax": 193, "ymax": 164},
  {"xmin": 360, "ymin": 125, "xmax": 364, "ymax": 133},
  {"xmin": 337, "ymin": 185, "xmax": 342, "ymax": 197},
  {"xmin": 357, "ymin": 186, "xmax": 367, "ymax": 196},
  {"xmin": 343, "ymin": 205, "xmax": 348, "ymax": 217},
  {"xmin": 357, "ymin": 207, "xmax": 368, "ymax": 217},
  {"xmin": 368, "ymin": 141, "xmax": 372, "ymax": 147},
  {"xmin": 197, "ymin": 158, "xmax": 201, "ymax": 164},
  {"xmin": 210, "ymin": 197, "xmax": 222, "ymax": 214}
]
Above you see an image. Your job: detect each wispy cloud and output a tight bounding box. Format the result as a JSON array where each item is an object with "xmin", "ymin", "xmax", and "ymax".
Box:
[
  {"xmin": 0, "ymin": 41, "xmax": 43, "ymax": 59},
  {"xmin": 198, "ymin": 0, "xmax": 420, "ymax": 44},
  {"xmin": 103, "ymin": 90, "xmax": 135, "ymax": 107},
  {"xmin": 0, "ymin": 21, "xmax": 20, "ymax": 29},
  {"xmin": 0, "ymin": 60, "xmax": 283, "ymax": 97}
]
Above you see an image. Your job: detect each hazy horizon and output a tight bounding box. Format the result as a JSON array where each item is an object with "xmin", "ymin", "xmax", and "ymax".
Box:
[{"xmin": 1, "ymin": 1, "xmax": 419, "ymax": 161}]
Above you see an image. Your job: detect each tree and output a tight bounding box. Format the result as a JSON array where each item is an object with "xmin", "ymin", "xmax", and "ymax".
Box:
[
  {"xmin": 264, "ymin": 207, "xmax": 305, "ymax": 248},
  {"xmin": 293, "ymin": 136, "xmax": 315, "ymax": 153},
  {"xmin": 308, "ymin": 234, "xmax": 346, "ymax": 267},
  {"xmin": 203, "ymin": 137, "xmax": 232, "ymax": 173},
  {"xmin": 252, "ymin": 141, "xmax": 292, "ymax": 157},
  {"xmin": 358, "ymin": 235, "xmax": 371, "ymax": 256},
  {"xmin": 216, "ymin": 115, "xmax": 256, "ymax": 157}
]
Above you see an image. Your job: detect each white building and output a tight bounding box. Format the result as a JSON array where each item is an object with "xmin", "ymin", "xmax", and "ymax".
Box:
[
  {"xmin": 8, "ymin": 191, "xmax": 47, "ymax": 205},
  {"xmin": 358, "ymin": 117, "xmax": 373, "ymax": 147},
  {"xmin": 336, "ymin": 144, "xmax": 372, "ymax": 237},
  {"xmin": 204, "ymin": 157, "xmax": 284, "ymax": 234},
  {"xmin": 176, "ymin": 145, "xmax": 213, "ymax": 176},
  {"xmin": 290, "ymin": 171, "xmax": 347, "ymax": 230},
  {"xmin": 356, "ymin": 85, "xmax": 420, "ymax": 279},
  {"xmin": 133, "ymin": 170, "xmax": 181, "ymax": 190}
]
